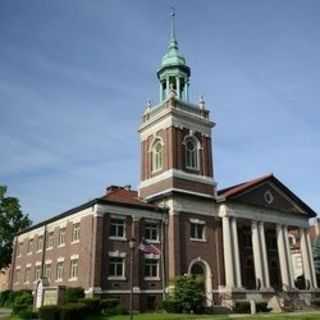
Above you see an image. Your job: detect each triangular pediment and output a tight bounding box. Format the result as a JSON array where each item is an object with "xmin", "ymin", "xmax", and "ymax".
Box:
[{"xmin": 219, "ymin": 175, "xmax": 316, "ymax": 217}]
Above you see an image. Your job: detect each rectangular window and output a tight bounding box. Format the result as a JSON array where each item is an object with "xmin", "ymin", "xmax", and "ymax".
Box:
[
  {"xmin": 16, "ymin": 242, "xmax": 22, "ymax": 256},
  {"xmin": 24, "ymin": 267, "xmax": 31, "ymax": 283},
  {"xmin": 34, "ymin": 266, "xmax": 41, "ymax": 281},
  {"xmin": 144, "ymin": 258, "xmax": 159, "ymax": 278},
  {"xmin": 109, "ymin": 257, "xmax": 125, "ymax": 278},
  {"xmin": 56, "ymin": 262, "xmax": 64, "ymax": 281},
  {"xmin": 70, "ymin": 259, "xmax": 79, "ymax": 279},
  {"xmin": 110, "ymin": 219, "xmax": 125, "ymax": 239},
  {"xmin": 37, "ymin": 236, "xmax": 43, "ymax": 251},
  {"xmin": 58, "ymin": 228, "xmax": 66, "ymax": 246},
  {"xmin": 44, "ymin": 264, "xmax": 52, "ymax": 280},
  {"xmin": 72, "ymin": 223, "xmax": 80, "ymax": 242},
  {"xmin": 190, "ymin": 223, "xmax": 205, "ymax": 240},
  {"xmin": 145, "ymin": 223, "xmax": 159, "ymax": 242},
  {"xmin": 15, "ymin": 269, "xmax": 20, "ymax": 283},
  {"xmin": 27, "ymin": 239, "xmax": 33, "ymax": 254},
  {"xmin": 46, "ymin": 232, "xmax": 54, "ymax": 249}
]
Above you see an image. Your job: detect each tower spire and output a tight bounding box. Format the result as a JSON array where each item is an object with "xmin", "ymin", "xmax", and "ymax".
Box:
[{"xmin": 169, "ymin": 7, "xmax": 177, "ymax": 49}]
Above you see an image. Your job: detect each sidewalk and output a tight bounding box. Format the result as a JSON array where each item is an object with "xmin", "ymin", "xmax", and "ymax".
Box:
[{"xmin": 0, "ymin": 308, "xmax": 11, "ymax": 319}]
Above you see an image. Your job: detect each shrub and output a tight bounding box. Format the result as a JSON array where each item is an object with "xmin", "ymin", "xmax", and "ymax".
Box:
[
  {"xmin": 0, "ymin": 290, "xmax": 11, "ymax": 306},
  {"xmin": 39, "ymin": 305, "xmax": 61, "ymax": 320},
  {"xmin": 161, "ymin": 298, "xmax": 180, "ymax": 313},
  {"xmin": 78, "ymin": 298, "xmax": 101, "ymax": 314},
  {"xmin": 104, "ymin": 304, "xmax": 128, "ymax": 316},
  {"xmin": 174, "ymin": 275, "xmax": 204, "ymax": 313},
  {"xmin": 18, "ymin": 308, "xmax": 38, "ymax": 319},
  {"xmin": 234, "ymin": 301, "xmax": 250, "ymax": 313},
  {"xmin": 100, "ymin": 298, "xmax": 119, "ymax": 310},
  {"xmin": 256, "ymin": 302, "xmax": 271, "ymax": 313},
  {"xmin": 63, "ymin": 287, "xmax": 85, "ymax": 303},
  {"xmin": 12, "ymin": 291, "xmax": 33, "ymax": 315},
  {"xmin": 60, "ymin": 303, "xmax": 88, "ymax": 320}
]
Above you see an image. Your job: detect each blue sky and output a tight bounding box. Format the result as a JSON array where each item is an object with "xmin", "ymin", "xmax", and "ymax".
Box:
[{"xmin": 1, "ymin": 0, "xmax": 319, "ymax": 223}]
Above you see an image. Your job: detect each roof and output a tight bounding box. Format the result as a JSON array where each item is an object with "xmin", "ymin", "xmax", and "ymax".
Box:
[
  {"xmin": 17, "ymin": 186, "xmax": 166, "ymax": 236},
  {"xmin": 218, "ymin": 173, "xmax": 317, "ymax": 217},
  {"xmin": 100, "ymin": 187, "xmax": 160, "ymax": 210}
]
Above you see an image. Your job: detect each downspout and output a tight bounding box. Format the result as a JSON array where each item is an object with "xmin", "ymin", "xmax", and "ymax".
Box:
[
  {"xmin": 41, "ymin": 225, "xmax": 47, "ymax": 278},
  {"xmin": 160, "ymin": 218, "xmax": 166, "ymax": 300}
]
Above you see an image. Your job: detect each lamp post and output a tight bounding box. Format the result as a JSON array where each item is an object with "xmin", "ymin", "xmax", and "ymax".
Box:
[{"xmin": 129, "ymin": 238, "xmax": 136, "ymax": 320}]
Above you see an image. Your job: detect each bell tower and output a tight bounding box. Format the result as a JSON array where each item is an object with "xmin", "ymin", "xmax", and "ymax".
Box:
[{"xmin": 138, "ymin": 12, "xmax": 216, "ymax": 201}]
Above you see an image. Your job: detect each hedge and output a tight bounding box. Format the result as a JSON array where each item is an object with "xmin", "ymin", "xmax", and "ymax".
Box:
[
  {"xmin": 78, "ymin": 298, "xmax": 101, "ymax": 314},
  {"xmin": 60, "ymin": 303, "xmax": 88, "ymax": 320},
  {"xmin": 39, "ymin": 305, "xmax": 61, "ymax": 320},
  {"xmin": 63, "ymin": 287, "xmax": 84, "ymax": 303}
]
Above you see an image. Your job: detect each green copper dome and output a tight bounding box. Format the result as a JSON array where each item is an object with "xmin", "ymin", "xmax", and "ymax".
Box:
[{"xmin": 158, "ymin": 11, "xmax": 190, "ymax": 76}]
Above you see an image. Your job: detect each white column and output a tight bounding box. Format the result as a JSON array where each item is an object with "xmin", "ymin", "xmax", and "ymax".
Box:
[
  {"xmin": 176, "ymin": 77, "xmax": 181, "ymax": 98},
  {"xmin": 223, "ymin": 216, "xmax": 235, "ymax": 288},
  {"xmin": 300, "ymin": 228, "xmax": 313, "ymax": 289},
  {"xmin": 259, "ymin": 222, "xmax": 271, "ymax": 288},
  {"xmin": 276, "ymin": 224, "xmax": 290, "ymax": 290},
  {"xmin": 231, "ymin": 217, "xmax": 242, "ymax": 288},
  {"xmin": 166, "ymin": 76, "xmax": 170, "ymax": 97},
  {"xmin": 306, "ymin": 230, "xmax": 318, "ymax": 288},
  {"xmin": 284, "ymin": 226, "xmax": 295, "ymax": 288},
  {"xmin": 252, "ymin": 221, "xmax": 264, "ymax": 289}
]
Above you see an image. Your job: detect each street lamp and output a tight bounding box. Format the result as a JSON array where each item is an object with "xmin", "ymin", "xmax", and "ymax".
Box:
[{"xmin": 129, "ymin": 238, "xmax": 136, "ymax": 320}]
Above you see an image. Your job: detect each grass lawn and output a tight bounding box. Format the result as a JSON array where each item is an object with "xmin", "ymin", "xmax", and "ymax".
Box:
[{"xmin": 92, "ymin": 311, "xmax": 320, "ymax": 320}]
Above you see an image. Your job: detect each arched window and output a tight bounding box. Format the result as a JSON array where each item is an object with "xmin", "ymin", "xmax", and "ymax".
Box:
[
  {"xmin": 185, "ymin": 137, "xmax": 198, "ymax": 170},
  {"xmin": 152, "ymin": 139, "xmax": 163, "ymax": 172}
]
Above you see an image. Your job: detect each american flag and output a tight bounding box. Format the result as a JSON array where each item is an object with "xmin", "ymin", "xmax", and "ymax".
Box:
[{"xmin": 138, "ymin": 239, "xmax": 160, "ymax": 255}]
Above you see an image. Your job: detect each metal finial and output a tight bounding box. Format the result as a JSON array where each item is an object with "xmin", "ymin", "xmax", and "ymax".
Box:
[
  {"xmin": 199, "ymin": 95, "xmax": 206, "ymax": 109},
  {"xmin": 170, "ymin": 6, "xmax": 176, "ymax": 42}
]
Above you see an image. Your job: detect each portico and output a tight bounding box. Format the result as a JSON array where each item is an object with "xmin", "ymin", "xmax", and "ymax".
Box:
[{"xmin": 217, "ymin": 174, "xmax": 318, "ymax": 305}]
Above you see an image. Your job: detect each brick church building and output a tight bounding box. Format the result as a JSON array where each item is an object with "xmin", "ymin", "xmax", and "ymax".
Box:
[{"xmin": 9, "ymin": 14, "xmax": 318, "ymax": 310}]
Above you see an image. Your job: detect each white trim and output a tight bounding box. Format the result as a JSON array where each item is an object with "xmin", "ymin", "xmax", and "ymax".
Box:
[
  {"xmin": 68, "ymin": 277, "xmax": 78, "ymax": 282},
  {"xmin": 45, "ymin": 259, "xmax": 52, "ymax": 264},
  {"xmin": 144, "ymin": 253, "xmax": 160, "ymax": 259},
  {"xmin": 108, "ymin": 236, "xmax": 127, "ymax": 241},
  {"xmin": 190, "ymin": 218, "xmax": 205, "ymax": 224},
  {"xmin": 70, "ymin": 254, "xmax": 79, "ymax": 260},
  {"xmin": 190, "ymin": 238, "xmax": 207, "ymax": 242},
  {"xmin": 97, "ymin": 289, "xmax": 164, "ymax": 294},
  {"xmin": 144, "ymin": 277, "xmax": 160, "ymax": 281},
  {"xmin": 188, "ymin": 257, "xmax": 213, "ymax": 307},
  {"xmin": 108, "ymin": 250, "xmax": 127, "ymax": 258},
  {"xmin": 16, "ymin": 265, "xmax": 21, "ymax": 270},
  {"xmin": 138, "ymin": 105, "xmax": 214, "ymax": 140},
  {"xmin": 71, "ymin": 240, "xmax": 80, "ymax": 245},
  {"xmin": 26, "ymin": 263, "xmax": 32, "ymax": 268},
  {"xmin": 110, "ymin": 214, "xmax": 126, "ymax": 220},
  {"xmin": 107, "ymin": 276, "xmax": 127, "ymax": 281},
  {"xmin": 139, "ymin": 168, "xmax": 214, "ymax": 189},
  {"xmin": 57, "ymin": 257, "xmax": 65, "ymax": 262},
  {"xmin": 35, "ymin": 261, "xmax": 42, "ymax": 266},
  {"xmin": 144, "ymin": 187, "xmax": 215, "ymax": 202}
]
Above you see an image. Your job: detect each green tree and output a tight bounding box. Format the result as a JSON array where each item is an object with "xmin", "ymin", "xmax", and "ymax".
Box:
[{"xmin": 0, "ymin": 186, "xmax": 32, "ymax": 269}]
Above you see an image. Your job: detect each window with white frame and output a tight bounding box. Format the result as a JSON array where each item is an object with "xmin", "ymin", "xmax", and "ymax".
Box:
[
  {"xmin": 72, "ymin": 223, "xmax": 80, "ymax": 242},
  {"xmin": 152, "ymin": 139, "xmax": 163, "ymax": 172},
  {"xmin": 190, "ymin": 221, "xmax": 205, "ymax": 240},
  {"xmin": 44, "ymin": 263, "xmax": 52, "ymax": 280},
  {"xmin": 24, "ymin": 267, "xmax": 31, "ymax": 283},
  {"xmin": 46, "ymin": 232, "xmax": 54, "ymax": 249},
  {"xmin": 56, "ymin": 262, "xmax": 64, "ymax": 281},
  {"xmin": 145, "ymin": 223, "xmax": 159, "ymax": 242},
  {"xmin": 144, "ymin": 258, "xmax": 159, "ymax": 279},
  {"xmin": 110, "ymin": 218, "xmax": 125, "ymax": 239},
  {"xmin": 185, "ymin": 137, "xmax": 198, "ymax": 170},
  {"xmin": 36, "ymin": 236, "xmax": 43, "ymax": 251},
  {"xmin": 109, "ymin": 257, "xmax": 125, "ymax": 278},
  {"xmin": 34, "ymin": 266, "xmax": 41, "ymax": 281},
  {"xmin": 27, "ymin": 239, "xmax": 33, "ymax": 254},
  {"xmin": 58, "ymin": 228, "xmax": 66, "ymax": 246},
  {"xmin": 70, "ymin": 259, "xmax": 79, "ymax": 279}
]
